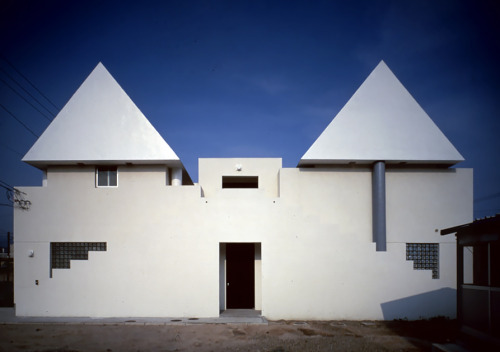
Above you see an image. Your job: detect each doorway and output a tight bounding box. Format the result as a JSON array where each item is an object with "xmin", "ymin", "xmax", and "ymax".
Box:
[
  {"xmin": 220, "ymin": 243, "xmax": 261, "ymax": 310},
  {"xmin": 226, "ymin": 243, "xmax": 254, "ymax": 308}
]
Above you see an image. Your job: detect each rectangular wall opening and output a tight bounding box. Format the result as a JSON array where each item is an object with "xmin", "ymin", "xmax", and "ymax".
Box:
[
  {"xmin": 219, "ymin": 243, "xmax": 261, "ymax": 312},
  {"xmin": 222, "ymin": 176, "xmax": 258, "ymax": 189}
]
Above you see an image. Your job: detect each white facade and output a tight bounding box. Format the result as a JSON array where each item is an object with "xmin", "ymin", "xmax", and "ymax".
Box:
[{"xmin": 14, "ymin": 62, "xmax": 473, "ymax": 320}]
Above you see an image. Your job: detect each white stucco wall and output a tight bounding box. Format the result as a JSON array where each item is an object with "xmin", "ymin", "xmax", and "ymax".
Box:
[{"xmin": 14, "ymin": 161, "xmax": 472, "ymax": 319}]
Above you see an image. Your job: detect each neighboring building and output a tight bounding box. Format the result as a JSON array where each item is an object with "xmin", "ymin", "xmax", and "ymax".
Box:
[
  {"xmin": 441, "ymin": 215, "xmax": 500, "ymax": 348},
  {"xmin": 14, "ymin": 61, "xmax": 472, "ymax": 320}
]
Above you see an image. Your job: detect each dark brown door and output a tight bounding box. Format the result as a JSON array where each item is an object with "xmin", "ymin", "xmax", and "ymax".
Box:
[{"xmin": 226, "ymin": 243, "xmax": 255, "ymax": 309}]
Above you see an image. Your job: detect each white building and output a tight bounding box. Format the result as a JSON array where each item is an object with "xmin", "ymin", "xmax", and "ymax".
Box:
[{"xmin": 14, "ymin": 61, "xmax": 472, "ymax": 320}]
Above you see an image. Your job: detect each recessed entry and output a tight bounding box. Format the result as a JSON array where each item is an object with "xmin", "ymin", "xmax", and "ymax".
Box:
[
  {"xmin": 220, "ymin": 243, "xmax": 262, "ymax": 311},
  {"xmin": 222, "ymin": 176, "xmax": 258, "ymax": 189}
]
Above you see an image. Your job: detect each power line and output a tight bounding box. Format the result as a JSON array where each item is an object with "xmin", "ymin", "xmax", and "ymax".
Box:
[
  {"xmin": 0, "ymin": 180, "xmax": 27, "ymax": 195},
  {"xmin": 0, "ymin": 65, "xmax": 57, "ymax": 117},
  {"xmin": 0, "ymin": 142, "xmax": 23, "ymax": 157},
  {"xmin": 0, "ymin": 65, "xmax": 58, "ymax": 116},
  {"xmin": 474, "ymin": 191, "xmax": 500, "ymax": 203},
  {"xmin": 0, "ymin": 54, "xmax": 60, "ymax": 112},
  {"xmin": 0, "ymin": 103, "xmax": 39, "ymax": 138},
  {"xmin": 0, "ymin": 76, "xmax": 53, "ymax": 122},
  {"xmin": 0, "ymin": 180, "xmax": 15, "ymax": 191},
  {"xmin": 1, "ymin": 181, "xmax": 30, "ymax": 209}
]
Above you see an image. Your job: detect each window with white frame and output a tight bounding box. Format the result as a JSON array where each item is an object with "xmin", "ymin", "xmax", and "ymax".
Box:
[{"xmin": 96, "ymin": 166, "xmax": 118, "ymax": 187}]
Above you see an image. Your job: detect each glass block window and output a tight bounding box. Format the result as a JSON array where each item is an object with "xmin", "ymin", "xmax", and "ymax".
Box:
[
  {"xmin": 50, "ymin": 242, "xmax": 107, "ymax": 277},
  {"xmin": 406, "ymin": 243, "xmax": 439, "ymax": 279},
  {"xmin": 96, "ymin": 166, "xmax": 118, "ymax": 187}
]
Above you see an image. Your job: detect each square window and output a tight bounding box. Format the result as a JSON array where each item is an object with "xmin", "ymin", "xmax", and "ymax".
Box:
[{"xmin": 96, "ymin": 167, "xmax": 118, "ymax": 187}]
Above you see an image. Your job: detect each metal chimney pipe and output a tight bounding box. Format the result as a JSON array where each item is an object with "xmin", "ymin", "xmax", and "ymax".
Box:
[{"xmin": 372, "ymin": 161, "xmax": 387, "ymax": 251}]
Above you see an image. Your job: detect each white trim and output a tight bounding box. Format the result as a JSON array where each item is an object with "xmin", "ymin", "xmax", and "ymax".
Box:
[{"xmin": 95, "ymin": 166, "xmax": 119, "ymax": 188}]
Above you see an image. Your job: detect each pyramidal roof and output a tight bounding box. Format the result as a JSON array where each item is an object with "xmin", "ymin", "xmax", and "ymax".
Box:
[
  {"xmin": 23, "ymin": 63, "xmax": 181, "ymax": 168},
  {"xmin": 299, "ymin": 61, "xmax": 464, "ymax": 166}
]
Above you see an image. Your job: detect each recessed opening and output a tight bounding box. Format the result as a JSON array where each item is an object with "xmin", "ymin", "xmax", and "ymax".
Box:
[{"xmin": 222, "ymin": 176, "xmax": 258, "ymax": 189}]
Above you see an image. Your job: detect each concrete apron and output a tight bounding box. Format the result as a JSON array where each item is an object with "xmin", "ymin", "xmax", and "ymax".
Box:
[{"xmin": 0, "ymin": 308, "xmax": 267, "ymax": 325}]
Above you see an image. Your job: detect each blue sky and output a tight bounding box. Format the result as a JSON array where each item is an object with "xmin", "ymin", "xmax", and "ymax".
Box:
[{"xmin": 0, "ymin": 0, "xmax": 499, "ymax": 243}]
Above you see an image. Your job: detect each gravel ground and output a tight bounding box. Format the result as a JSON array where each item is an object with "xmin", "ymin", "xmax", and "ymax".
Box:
[{"xmin": 0, "ymin": 318, "xmax": 457, "ymax": 352}]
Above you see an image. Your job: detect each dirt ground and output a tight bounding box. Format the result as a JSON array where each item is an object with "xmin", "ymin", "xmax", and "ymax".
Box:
[{"xmin": 0, "ymin": 319, "xmax": 457, "ymax": 352}]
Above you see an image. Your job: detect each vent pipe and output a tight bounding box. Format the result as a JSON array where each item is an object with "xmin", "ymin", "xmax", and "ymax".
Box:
[
  {"xmin": 372, "ymin": 161, "xmax": 386, "ymax": 251},
  {"xmin": 171, "ymin": 168, "xmax": 183, "ymax": 186}
]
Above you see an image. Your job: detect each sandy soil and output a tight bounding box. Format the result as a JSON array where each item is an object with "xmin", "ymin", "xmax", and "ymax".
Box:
[{"xmin": 0, "ymin": 319, "xmax": 457, "ymax": 352}]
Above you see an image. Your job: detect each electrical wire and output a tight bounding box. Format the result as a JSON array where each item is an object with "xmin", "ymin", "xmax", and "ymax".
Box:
[
  {"xmin": 0, "ymin": 66, "xmax": 57, "ymax": 116},
  {"xmin": 0, "ymin": 103, "xmax": 39, "ymax": 138},
  {"xmin": 0, "ymin": 179, "xmax": 14, "ymax": 188},
  {"xmin": 0, "ymin": 76, "xmax": 53, "ymax": 121},
  {"xmin": 0, "ymin": 181, "xmax": 30, "ymax": 210},
  {"xmin": 474, "ymin": 192, "xmax": 500, "ymax": 203},
  {"xmin": 1, "ymin": 180, "xmax": 27, "ymax": 196},
  {"xmin": 0, "ymin": 142, "xmax": 23, "ymax": 156},
  {"xmin": 0, "ymin": 182, "xmax": 14, "ymax": 191},
  {"xmin": 0, "ymin": 54, "xmax": 60, "ymax": 112},
  {"xmin": 0, "ymin": 64, "xmax": 57, "ymax": 115}
]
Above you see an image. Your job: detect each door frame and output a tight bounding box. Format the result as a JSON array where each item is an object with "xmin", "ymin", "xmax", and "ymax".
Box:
[{"xmin": 219, "ymin": 242, "xmax": 261, "ymax": 311}]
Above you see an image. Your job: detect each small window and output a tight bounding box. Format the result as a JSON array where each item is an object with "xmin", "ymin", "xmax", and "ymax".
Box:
[
  {"xmin": 96, "ymin": 166, "xmax": 118, "ymax": 187},
  {"xmin": 464, "ymin": 243, "xmax": 500, "ymax": 287},
  {"xmin": 222, "ymin": 176, "xmax": 258, "ymax": 189},
  {"xmin": 472, "ymin": 244, "xmax": 489, "ymax": 286},
  {"xmin": 406, "ymin": 243, "xmax": 439, "ymax": 279},
  {"xmin": 50, "ymin": 242, "xmax": 107, "ymax": 277}
]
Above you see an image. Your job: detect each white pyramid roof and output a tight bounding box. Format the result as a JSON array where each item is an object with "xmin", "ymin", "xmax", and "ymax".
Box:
[
  {"xmin": 299, "ymin": 61, "xmax": 464, "ymax": 166},
  {"xmin": 23, "ymin": 63, "xmax": 181, "ymax": 168}
]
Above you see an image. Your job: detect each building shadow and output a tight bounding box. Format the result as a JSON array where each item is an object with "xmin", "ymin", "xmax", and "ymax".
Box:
[
  {"xmin": 380, "ymin": 288, "xmax": 459, "ymax": 350},
  {"xmin": 381, "ymin": 287, "xmax": 456, "ymax": 320}
]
